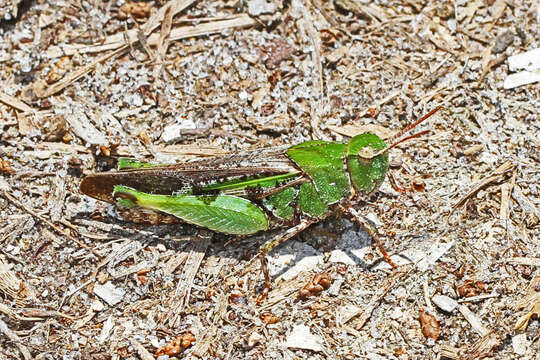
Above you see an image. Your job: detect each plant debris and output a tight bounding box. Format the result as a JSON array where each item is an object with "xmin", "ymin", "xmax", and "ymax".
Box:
[
  {"xmin": 0, "ymin": 0, "xmax": 538, "ymax": 359},
  {"xmin": 419, "ymin": 309, "xmax": 440, "ymax": 341}
]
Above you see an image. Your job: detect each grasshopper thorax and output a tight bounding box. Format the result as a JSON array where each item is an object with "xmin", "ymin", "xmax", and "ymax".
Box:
[{"xmin": 346, "ymin": 133, "xmax": 389, "ymax": 195}]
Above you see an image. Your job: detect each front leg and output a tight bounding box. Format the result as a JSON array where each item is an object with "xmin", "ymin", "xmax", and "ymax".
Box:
[{"xmin": 343, "ymin": 206, "xmax": 398, "ymax": 269}]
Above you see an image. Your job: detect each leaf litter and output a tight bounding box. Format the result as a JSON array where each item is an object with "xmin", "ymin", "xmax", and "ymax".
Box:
[{"xmin": 0, "ymin": 0, "xmax": 538, "ymax": 359}]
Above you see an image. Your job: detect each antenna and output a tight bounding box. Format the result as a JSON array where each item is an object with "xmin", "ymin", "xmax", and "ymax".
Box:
[{"xmin": 363, "ymin": 106, "xmax": 442, "ymax": 158}]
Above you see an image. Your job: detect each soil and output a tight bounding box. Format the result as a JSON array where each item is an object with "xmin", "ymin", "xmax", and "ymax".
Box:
[{"xmin": 0, "ymin": 1, "xmax": 538, "ymax": 359}]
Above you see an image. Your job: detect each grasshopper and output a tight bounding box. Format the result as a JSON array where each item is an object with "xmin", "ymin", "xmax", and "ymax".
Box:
[{"xmin": 81, "ymin": 107, "xmax": 441, "ymax": 296}]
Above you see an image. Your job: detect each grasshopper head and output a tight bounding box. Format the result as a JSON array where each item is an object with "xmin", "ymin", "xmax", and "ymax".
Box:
[
  {"xmin": 346, "ymin": 133, "xmax": 389, "ymax": 194},
  {"xmin": 344, "ymin": 106, "xmax": 442, "ymax": 195}
]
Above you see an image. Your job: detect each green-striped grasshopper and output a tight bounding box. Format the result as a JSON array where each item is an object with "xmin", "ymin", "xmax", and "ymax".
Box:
[{"xmin": 81, "ymin": 107, "xmax": 441, "ymax": 296}]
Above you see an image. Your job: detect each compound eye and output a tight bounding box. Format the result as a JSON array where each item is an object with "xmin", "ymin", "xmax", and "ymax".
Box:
[{"xmin": 358, "ymin": 146, "xmax": 375, "ymax": 159}]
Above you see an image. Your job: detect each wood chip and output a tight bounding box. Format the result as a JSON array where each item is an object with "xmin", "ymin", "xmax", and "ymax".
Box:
[
  {"xmin": 163, "ymin": 252, "xmax": 188, "ymax": 275},
  {"xmin": 0, "ymin": 259, "xmax": 33, "ymax": 305},
  {"xmin": 326, "ymin": 46, "xmax": 348, "ymax": 63},
  {"xmin": 161, "ymin": 231, "xmax": 211, "ymax": 327},
  {"xmin": 66, "ymin": 112, "xmax": 105, "ymax": 146},
  {"xmin": 503, "ymin": 70, "xmax": 540, "ymax": 89},
  {"xmin": 463, "ymin": 144, "xmax": 483, "ymax": 156},
  {"xmin": 499, "ymin": 180, "xmax": 513, "ymax": 220},
  {"xmin": 508, "ymin": 48, "xmax": 540, "ymax": 71},
  {"xmin": 131, "ymin": 338, "xmax": 155, "ymax": 360},
  {"xmin": 458, "ymin": 304, "xmax": 488, "ymax": 336},
  {"xmin": 93, "ymin": 281, "xmax": 125, "ymax": 306},
  {"xmin": 504, "ymin": 257, "xmax": 540, "ymax": 267},
  {"xmin": 441, "ymin": 331, "xmax": 502, "ymax": 360}
]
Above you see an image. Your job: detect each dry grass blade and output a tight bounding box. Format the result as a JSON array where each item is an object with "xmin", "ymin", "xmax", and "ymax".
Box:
[
  {"xmin": 328, "ymin": 124, "xmax": 395, "ymax": 139},
  {"xmin": 46, "ymin": 14, "xmax": 256, "ymax": 58},
  {"xmin": 458, "ymin": 304, "xmax": 489, "ymax": 336},
  {"xmin": 161, "ymin": 231, "xmax": 212, "ymax": 327},
  {"xmin": 513, "ymin": 276, "xmax": 540, "ymax": 330},
  {"xmin": 346, "ymin": 268, "xmax": 411, "ymax": 330},
  {"xmin": 39, "ymin": 15, "xmax": 256, "ymax": 97},
  {"xmin": 1, "ymin": 190, "xmax": 102, "ymax": 258},
  {"xmin": 296, "ymin": 2, "xmax": 324, "ymax": 140},
  {"xmin": 440, "ymin": 331, "xmax": 502, "ymax": 360},
  {"xmin": 450, "ymin": 161, "xmax": 514, "ymax": 217},
  {"xmin": 153, "ymin": 4, "xmax": 175, "ymax": 82},
  {"xmin": 0, "ymin": 91, "xmax": 34, "ymax": 113},
  {"xmin": 0, "ymin": 318, "xmax": 32, "ymax": 360},
  {"xmin": 143, "ymin": 0, "xmax": 197, "ymax": 34},
  {"xmin": 36, "ymin": 46, "xmax": 127, "ymax": 98}
]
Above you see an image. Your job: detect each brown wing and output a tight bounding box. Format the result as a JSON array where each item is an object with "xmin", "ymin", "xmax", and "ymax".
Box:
[{"xmin": 81, "ymin": 146, "xmax": 298, "ymax": 203}]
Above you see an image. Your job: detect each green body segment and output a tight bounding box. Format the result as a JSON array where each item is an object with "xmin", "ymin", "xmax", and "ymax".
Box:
[
  {"xmin": 287, "ymin": 142, "xmax": 350, "ymax": 205},
  {"xmin": 200, "ymin": 172, "xmax": 300, "ymax": 192},
  {"xmin": 297, "ymin": 182, "xmax": 329, "ymax": 218},
  {"xmin": 113, "ymin": 185, "xmax": 269, "ymax": 235},
  {"xmin": 117, "ymin": 158, "xmax": 168, "ymax": 169},
  {"xmin": 264, "ymin": 187, "xmax": 296, "ymax": 220}
]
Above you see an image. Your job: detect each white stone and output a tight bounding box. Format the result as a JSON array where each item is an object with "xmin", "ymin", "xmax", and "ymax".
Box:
[
  {"xmin": 279, "ymin": 254, "xmax": 323, "ymax": 281},
  {"xmin": 0, "ymin": 178, "xmax": 9, "ymax": 191},
  {"xmin": 156, "ymin": 243, "xmax": 166, "ymax": 252},
  {"xmin": 432, "ymin": 295, "xmax": 458, "ymax": 312},
  {"xmin": 336, "ymin": 304, "xmax": 361, "ymax": 325},
  {"xmin": 328, "ymin": 249, "xmax": 356, "ymax": 265},
  {"xmin": 9, "ymin": 245, "xmax": 20, "ymax": 255},
  {"xmin": 98, "ymin": 315, "xmax": 115, "ymax": 344},
  {"xmin": 161, "ymin": 119, "xmax": 196, "ymax": 143},
  {"xmin": 503, "ymin": 71, "xmax": 540, "ymax": 89},
  {"xmin": 512, "ymin": 333, "xmax": 530, "ymax": 355},
  {"xmin": 365, "ymin": 212, "xmax": 382, "ymax": 227},
  {"xmin": 283, "ymin": 324, "xmax": 324, "ymax": 352},
  {"xmin": 91, "ymin": 299, "xmax": 105, "ymax": 312},
  {"xmin": 247, "ymin": 0, "xmax": 276, "ymax": 16},
  {"xmin": 93, "ymin": 281, "xmax": 125, "ymax": 306}
]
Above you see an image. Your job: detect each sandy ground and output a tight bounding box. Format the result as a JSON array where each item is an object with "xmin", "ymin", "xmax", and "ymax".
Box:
[{"xmin": 0, "ymin": 0, "xmax": 538, "ymax": 359}]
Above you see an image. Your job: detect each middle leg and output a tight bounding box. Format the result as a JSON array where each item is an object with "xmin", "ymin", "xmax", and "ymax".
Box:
[{"xmin": 258, "ymin": 219, "xmax": 315, "ymax": 299}]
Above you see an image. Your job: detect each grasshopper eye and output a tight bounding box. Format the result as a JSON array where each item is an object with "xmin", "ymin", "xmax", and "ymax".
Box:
[{"xmin": 358, "ymin": 145, "xmax": 377, "ymax": 160}]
